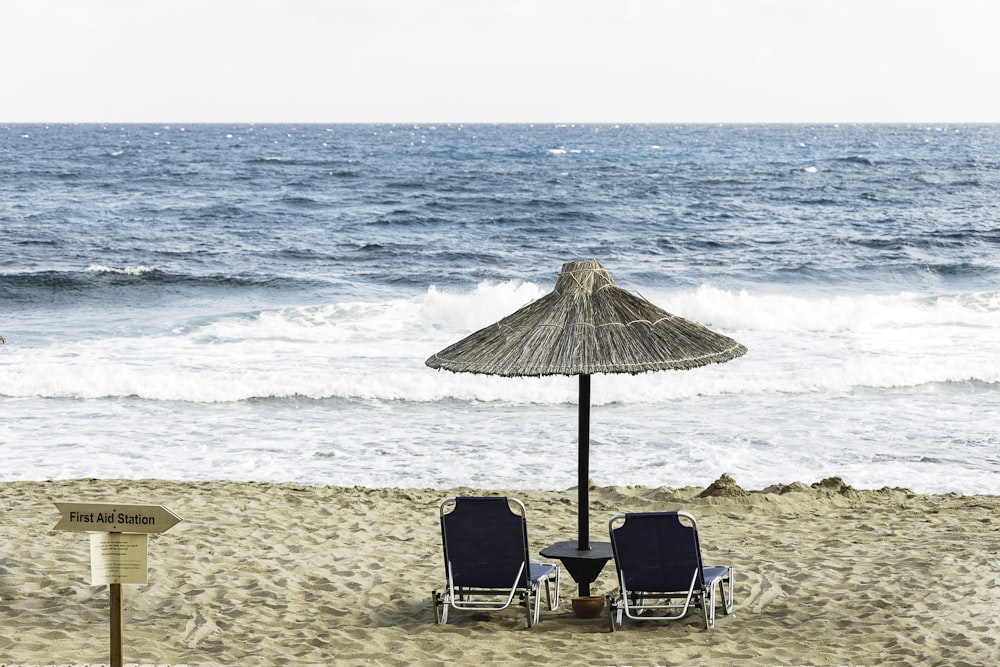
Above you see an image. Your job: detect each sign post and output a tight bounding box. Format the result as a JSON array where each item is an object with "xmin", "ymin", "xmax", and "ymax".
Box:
[
  {"xmin": 55, "ymin": 502, "xmax": 182, "ymax": 667},
  {"xmin": 111, "ymin": 580, "xmax": 123, "ymax": 667}
]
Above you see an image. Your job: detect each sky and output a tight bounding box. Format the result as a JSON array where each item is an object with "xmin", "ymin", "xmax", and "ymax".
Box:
[{"xmin": 2, "ymin": 0, "xmax": 999, "ymax": 124}]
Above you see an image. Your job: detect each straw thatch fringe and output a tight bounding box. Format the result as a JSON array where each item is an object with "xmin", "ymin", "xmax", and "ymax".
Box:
[{"xmin": 426, "ymin": 259, "xmax": 747, "ymax": 377}]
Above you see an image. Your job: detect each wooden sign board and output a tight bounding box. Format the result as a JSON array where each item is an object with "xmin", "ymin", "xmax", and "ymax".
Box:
[{"xmin": 54, "ymin": 502, "xmax": 182, "ymax": 534}]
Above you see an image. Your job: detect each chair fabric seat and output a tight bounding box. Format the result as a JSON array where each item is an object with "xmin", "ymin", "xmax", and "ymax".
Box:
[
  {"xmin": 702, "ymin": 565, "xmax": 730, "ymax": 584},
  {"xmin": 529, "ymin": 563, "xmax": 558, "ymax": 582}
]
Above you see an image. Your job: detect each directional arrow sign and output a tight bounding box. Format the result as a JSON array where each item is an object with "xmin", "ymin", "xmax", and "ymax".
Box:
[{"xmin": 54, "ymin": 502, "xmax": 182, "ymax": 534}]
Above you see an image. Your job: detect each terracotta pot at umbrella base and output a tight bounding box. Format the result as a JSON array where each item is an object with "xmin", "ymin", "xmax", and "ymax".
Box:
[{"xmin": 571, "ymin": 596, "xmax": 606, "ymax": 619}]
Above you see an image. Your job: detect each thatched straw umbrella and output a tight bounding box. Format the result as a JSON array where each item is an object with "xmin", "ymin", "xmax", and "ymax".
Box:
[{"xmin": 426, "ymin": 260, "xmax": 747, "ymax": 593}]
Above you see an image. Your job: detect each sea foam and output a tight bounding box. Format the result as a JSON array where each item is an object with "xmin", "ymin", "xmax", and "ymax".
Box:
[{"xmin": 2, "ymin": 282, "xmax": 996, "ymax": 404}]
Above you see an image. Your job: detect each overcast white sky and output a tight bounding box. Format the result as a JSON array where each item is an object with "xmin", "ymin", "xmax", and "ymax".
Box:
[{"xmin": 2, "ymin": 0, "xmax": 999, "ymax": 123}]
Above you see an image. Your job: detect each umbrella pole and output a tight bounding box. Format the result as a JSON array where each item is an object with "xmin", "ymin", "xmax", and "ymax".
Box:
[{"xmin": 578, "ymin": 374, "xmax": 590, "ymax": 552}]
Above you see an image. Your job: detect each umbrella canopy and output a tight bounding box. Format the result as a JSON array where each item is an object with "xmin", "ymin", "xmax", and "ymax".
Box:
[
  {"xmin": 427, "ymin": 259, "xmax": 746, "ymax": 376},
  {"xmin": 426, "ymin": 259, "xmax": 747, "ymax": 592}
]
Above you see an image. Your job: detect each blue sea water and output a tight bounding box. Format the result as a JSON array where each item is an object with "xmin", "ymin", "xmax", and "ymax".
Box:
[{"xmin": 1, "ymin": 123, "xmax": 999, "ymax": 493}]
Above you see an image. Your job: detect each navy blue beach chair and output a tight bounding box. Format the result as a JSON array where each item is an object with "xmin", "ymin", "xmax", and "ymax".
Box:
[
  {"xmin": 607, "ymin": 510, "xmax": 733, "ymax": 630},
  {"xmin": 433, "ymin": 496, "xmax": 560, "ymax": 627}
]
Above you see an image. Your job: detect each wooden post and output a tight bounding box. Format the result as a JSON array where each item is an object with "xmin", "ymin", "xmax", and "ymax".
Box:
[
  {"xmin": 578, "ymin": 374, "xmax": 591, "ymax": 552},
  {"xmin": 110, "ymin": 581, "xmax": 123, "ymax": 667},
  {"xmin": 578, "ymin": 374, "xmax": 592, "ymax": 596}
]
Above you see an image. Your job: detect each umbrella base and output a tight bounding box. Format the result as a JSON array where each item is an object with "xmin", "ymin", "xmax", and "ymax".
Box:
[{"xmin": 540, "ymin": 540, "xmax": 613, "ymax": 597}]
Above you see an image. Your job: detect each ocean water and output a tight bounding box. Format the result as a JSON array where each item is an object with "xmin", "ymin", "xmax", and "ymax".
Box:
[{"xmin": 1, "ymin": 123, "xmax": 998, "ymax": 494}]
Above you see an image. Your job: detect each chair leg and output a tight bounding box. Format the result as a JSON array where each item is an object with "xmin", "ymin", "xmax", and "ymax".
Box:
[
  {"xmin": 546, "ymin": 568, "xmax": 561, "ymax": 611},
  {"xmin": 607, "ymin": 594, "xmax": 621, "ymax": 632},
  {"xmin": 722, "ymin": 569, "xmax": 735, "ymax": 615},
  {"xmin": 433, "ymin": 589, "xmax": 449, "ymax": 624}
]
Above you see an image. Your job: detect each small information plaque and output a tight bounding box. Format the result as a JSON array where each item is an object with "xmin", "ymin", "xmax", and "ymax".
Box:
[{"xmin": 90, "ymin": 533, "xmax": 149, "ymax": 585}]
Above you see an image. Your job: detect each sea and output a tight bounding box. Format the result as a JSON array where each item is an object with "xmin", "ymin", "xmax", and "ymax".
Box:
[{"xmin": 2, "ymin": 123, "xmax": 998, "ymax": 494}]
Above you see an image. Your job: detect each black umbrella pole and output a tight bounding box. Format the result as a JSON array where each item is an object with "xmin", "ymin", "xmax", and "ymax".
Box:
[{"xmin": 578, "ymin": 374, "xmax": 591, "ymax": 552}]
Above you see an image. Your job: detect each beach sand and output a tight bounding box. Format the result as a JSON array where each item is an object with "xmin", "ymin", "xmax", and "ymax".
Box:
[{"xmin": 1, "ymin": 477, "xmax": 998, "ymax": 667}]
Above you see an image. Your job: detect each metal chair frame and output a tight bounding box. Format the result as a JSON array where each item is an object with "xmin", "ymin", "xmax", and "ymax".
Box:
[
  {"xmin": 607, "ymin": 510, "xmax": 733, "ymax": 631},
  {"xmin": 433, "ymin": 496, "xmax": 559, "ymax": 627}
]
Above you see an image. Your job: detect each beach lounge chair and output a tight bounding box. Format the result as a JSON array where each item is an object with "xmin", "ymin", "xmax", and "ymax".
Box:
[
  {"xmin": 433, "ymin": 496, "xmax": 560, "ymax": 627},
  {"xmin": 607, "ymin": 511, "xmax": 733, "ymax": 631}
]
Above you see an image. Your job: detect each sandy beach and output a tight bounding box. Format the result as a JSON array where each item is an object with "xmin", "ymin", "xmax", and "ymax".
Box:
[{"xmin": 1, "ymin": 476, "xmax": 998, "ymax": 666}]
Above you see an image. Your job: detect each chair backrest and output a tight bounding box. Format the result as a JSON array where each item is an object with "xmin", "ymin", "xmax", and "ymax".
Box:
[
  {"xmin": 610, "ymin": 511, "xmax": 706, "ymax": 593},
  {"xmin": 440, "ymin": 496, "xmax": 531, "ymax": 589}
]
